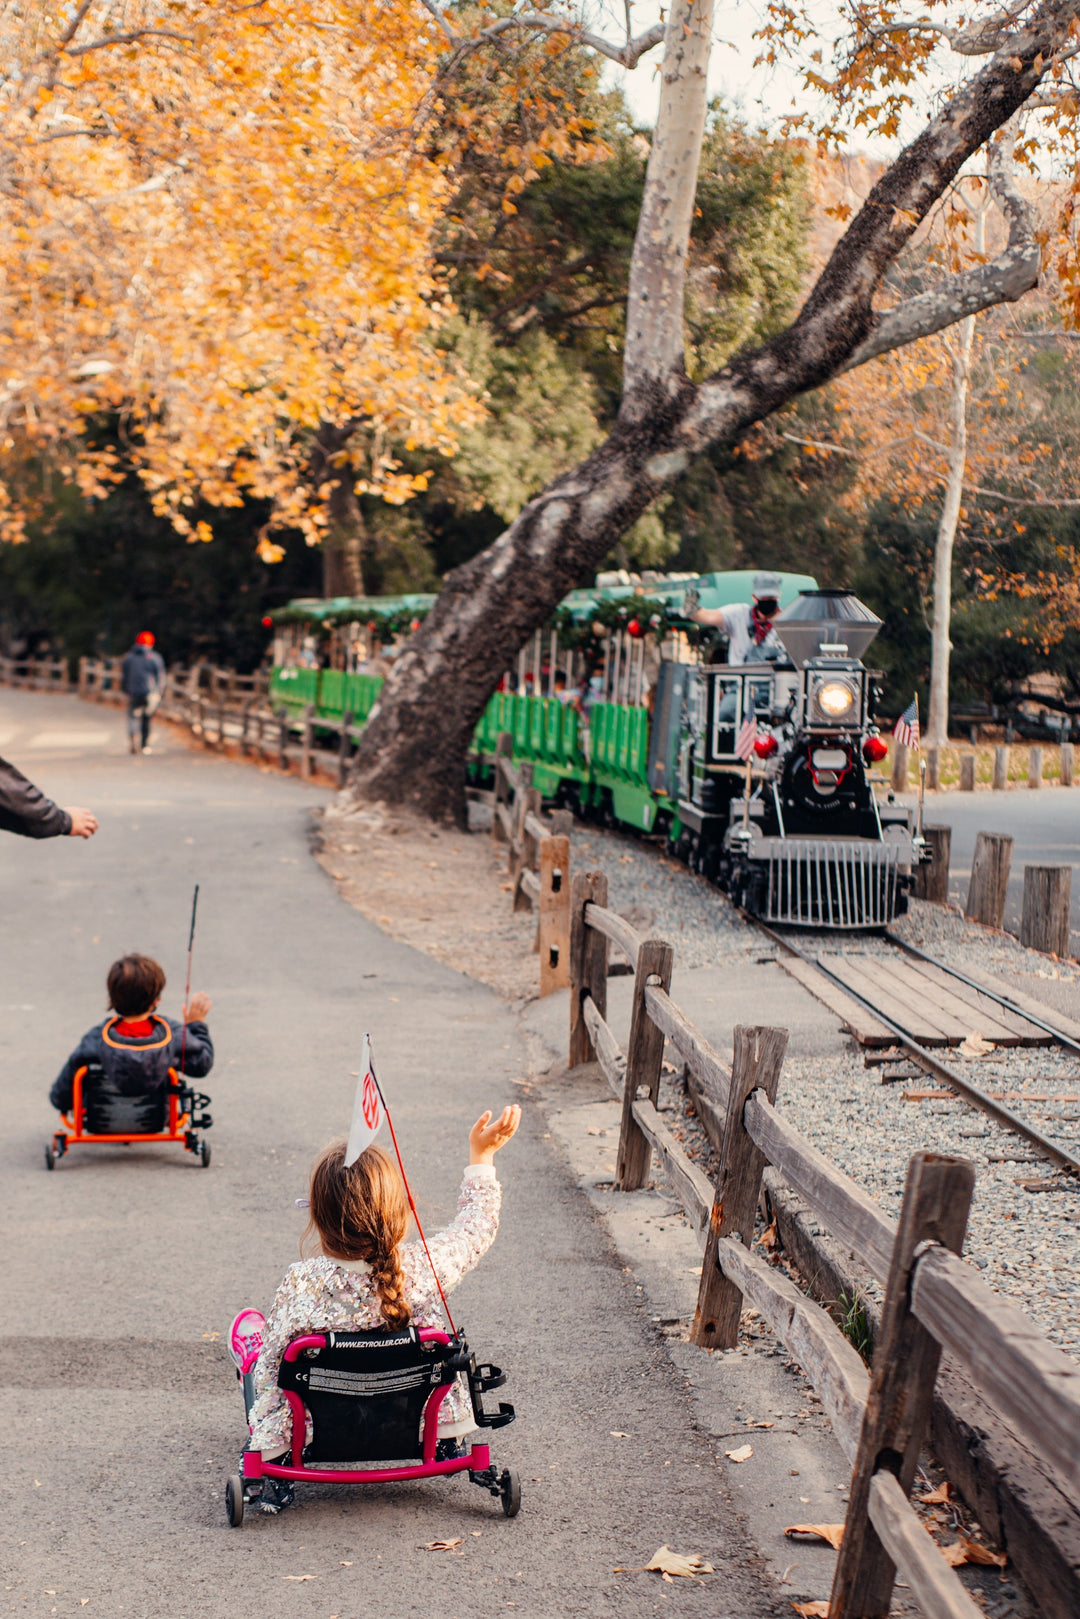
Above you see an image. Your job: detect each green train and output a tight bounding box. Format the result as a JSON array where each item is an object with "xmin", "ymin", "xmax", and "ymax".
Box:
[{"xmin": 270, "ymin": 571, "xmax": 924, "ymax": 928}]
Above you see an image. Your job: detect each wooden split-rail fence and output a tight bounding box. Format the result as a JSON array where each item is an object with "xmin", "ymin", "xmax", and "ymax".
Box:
[
  {"xmin": 569, "ymin": 869, "xmax": 1080, "ymax": 1619},
  {"xmin": 487, "ymin": 732, "xmax": 573, "ymax": 998}
]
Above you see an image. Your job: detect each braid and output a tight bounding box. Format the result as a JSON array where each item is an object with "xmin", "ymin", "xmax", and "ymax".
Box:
[{"xmin": 370, "ymin": 1223, "xmax": 411, "ymax": 1330}]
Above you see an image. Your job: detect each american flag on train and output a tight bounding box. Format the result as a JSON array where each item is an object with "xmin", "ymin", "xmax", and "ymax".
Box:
[
  {"xmin": 893, "ymin": 695, "xmax": 920, "ymax": 751},
  {"xmin": 735, "ymin": 715, "xmax": 759, "ymax": 761}
]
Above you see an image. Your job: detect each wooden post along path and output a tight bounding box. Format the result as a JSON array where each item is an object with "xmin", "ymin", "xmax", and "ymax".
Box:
[
  {"xmin": 1020, "ymin": 866, "xmax": 1071, "ymax": 958},
  {"xmin": 830, "ymin": 1152, "xmax": 975, "ymax": 1618},
  {"xmin": 913, "ymin": 824, "xmax": 950, "ymax": 905},
  {"xmin": 992, "ymin": 745, "xmax": 1008, "ymax": 791},
  {"xmin": 569, "ymin": 871, "xmax": 609, "ymax": 1068},
  {"xmin": 1028, "ymin": 745, "xmax": 1043, "ymax": 789},
  {"xmin": 691, "ymin": 1026, "xmax": 788, "ymax": 1350},
  {"xmin": 537, "ymin": 835, "xmax": 571, "ymax": 996},
  {"xmin": 959, "ymin": 753, "xmax": 975, "ymax": 792},
  {"xmin": 1062, "ymin": 741, "xmax": 1075, "ymax": 788},
  {"xmin": 615, "ymin": 938, "xmax": 675, "ymax": 1191},
  {"xmin": 965, "ymin": 832, "xmax": 1013, "ymax": 929}
]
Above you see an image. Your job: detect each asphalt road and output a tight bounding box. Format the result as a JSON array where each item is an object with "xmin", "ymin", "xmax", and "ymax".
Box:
[
  {"xmin": 1, "ymin": 690, "xmax": 779, "ymax": 1619},
  {"xmin": 902, "ymin": 784, "xmax": 1080, "ymax": 952}
]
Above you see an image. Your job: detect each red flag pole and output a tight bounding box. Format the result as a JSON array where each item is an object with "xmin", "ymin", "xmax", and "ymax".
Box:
[
  {"xmin": 179, "ymin": 884, "xmax": 199, "ymax": 1075},
  {"xmin": 370, "ymin": 1057, "xmax": 457, "ymax": 1337}
]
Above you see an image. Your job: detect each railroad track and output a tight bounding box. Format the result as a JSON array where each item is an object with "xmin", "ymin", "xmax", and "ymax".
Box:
[{"xmin": 747, "ymin": 916, "xmax": 1080, "ymax": 1180}]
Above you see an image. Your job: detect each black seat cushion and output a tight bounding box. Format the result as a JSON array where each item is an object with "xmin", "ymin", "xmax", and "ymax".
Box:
[
  {"xmin": 82, "ymin": 1064, "xmax": 168, "ymax": 1134},
  {"xmin": 278, "ymin": 1329, "xmax": 450, "ymax": 1463}
]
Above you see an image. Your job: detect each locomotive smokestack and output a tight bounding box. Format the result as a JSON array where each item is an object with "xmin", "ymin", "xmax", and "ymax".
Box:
[{"xmin": 773, "ymin": 589, "xmax": 882, "ymax": 668}]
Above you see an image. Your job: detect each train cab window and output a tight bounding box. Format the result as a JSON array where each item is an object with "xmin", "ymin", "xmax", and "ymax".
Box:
[
  {"xmin": 747, "ymin": 677, "xmax": 772, "ymax": 717},
  {"xmin": 712, "ymin": 677, "xmax": 741, "ymax": 757}
]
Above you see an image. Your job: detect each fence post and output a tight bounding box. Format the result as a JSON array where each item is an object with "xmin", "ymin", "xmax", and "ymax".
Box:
[
  {"xmin": 691, "ymin": 1025, "xmax": 788, "ymax": 1350},
  {"xmin": 965, "ymin": 831, "xmax": 1013, "ymax": 928},
  {"xmin": 337, "ymin": 710, "xmax": 354, "ymax": 789},
  {"xmin": 959, "ymin": 753, "xmax": 975, "ymax": 792},
  {"xmin": 537, "ymin": 835, "xmax": 571, "ymax": 996},
  {"xmin": 615, "ymin": 938, "xmax": 675, "ymax": 1191},
  {"xmin": 1020, "ymin": 865, "xmax": 1071, "ymax": 957},
  {"xmin": 195, "ymin": 693, "xmax": 206, "ymax": 743},
  {"xmin": 890, "ymin": 742, "xmax": 908, "ymax": 793},
  {"xmin": 912, "ymin": 824, "xmax": 951, "ymax": 905},
  {"xmin": 569, "ymin": 871, "xmax": 608, "ymax": 1067},
  {"xmin": 300, "ymin": 703, "xmax": 315, "ymax": 779},
  {"xmin": 77, "ymin": 657, "xmax": 88, "ymax": 698},
  {"xmin": 239, "ymin": 699, "xmax": 252, "ymax": 757},
  {"xmin": 510, "ymin": 780, "xmax": 537, "ymax": 888},
  {"xmin": 829, "ymin": 1152, "xmax": 974, "ymax": 1618},
  {"xmin": 277, "ymin": 706, "xmax": 289, "ymax": 771},
  {"xmin": 492, "ymin": 732, "xmax": 513, "ymax": 845},
  {"xmin": 1028, "ymin": 745, "xmax": 1043, "ymax": 789},
  {"xmin": 1062, "ymin": 741, "xmax": 1075, "ymax": 788},
  {"xmin": 992, "ymin": 745, "xmax": 1008, "ymax": 790},
  {"xmin": 217, "ymin": 696, "xmax": 227, "ymax": 749}
]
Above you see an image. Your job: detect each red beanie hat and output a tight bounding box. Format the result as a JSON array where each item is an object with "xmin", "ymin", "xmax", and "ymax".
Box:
[{"xmin": 136, "ymin": 631, "xmax": 155, "ymax": 647}]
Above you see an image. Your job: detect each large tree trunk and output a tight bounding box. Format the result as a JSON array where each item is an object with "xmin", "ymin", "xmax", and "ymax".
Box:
[
  {"xmin": 345, "ymin": 0, "xmax": 1065, "ymax": 822},
  {"xmin": 927, "ymin": 182, "xmax": 988, "ymax": 749},
  {"xmin": 312, "ymin": 422, "xmax": 366, "ymax": 598},
  {"xmin": 927, "ymin": 316, "xmax": 975, "ymax": 749}
]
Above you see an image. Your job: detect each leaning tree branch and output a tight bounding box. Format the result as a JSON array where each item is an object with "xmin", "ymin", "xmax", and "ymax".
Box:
[
  {"xmin": 419, "ymin": 1, "xmax": 666, "ymax": 69},
  {"xmin": 837, "ymin": 129, "xmax": 1037, "ymax": 373}
]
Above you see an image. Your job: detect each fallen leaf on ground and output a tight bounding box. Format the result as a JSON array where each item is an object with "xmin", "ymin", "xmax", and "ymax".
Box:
[
  {"xmin": 725, "ymin": 1444, "xmax": 754, "ymax": 1463},
  {"xmin": 281, "ymin": 1575, "xmax": 318, "ymax": 1581},
  {"xmin": 610, "ymin": 1431, "xmax": 633, "ymax": 1438},
  {"xmin": 792, "ymin": 1603, "xmax": 830, "ymax": 1617},
  {"xmin": 918, "ymin": 1482, "xmax": 952, "ymax": 1505},
  {"xmin": 958, "ymin": 1032, "xmax": 995, "ymax": 1057},
  {"xmin": 784, "ymin": 1524, "xmax": 845, "ymax": 1549},
  {"xmin": 644, "ymin": 1547, "xmax": 714, "ymax": 1577},
  {"xmin": 759, "ymin": 1220, "xmax": 778, "ymax": 1249},
  {"xmin": 941, "ymin": 1535, "xmax": 1007, "ymax": 1568},
  {"xmin": 749, "ymin": 1420, "xmax": 775, "ymax": 1429},
  {"xmin": 424, "ymin": 1539, "xmax": 464, "ymax": 1552}
]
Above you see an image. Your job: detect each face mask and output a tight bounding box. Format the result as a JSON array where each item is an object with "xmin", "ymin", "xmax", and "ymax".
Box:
[{"xmin": 755, "ymin": 599, "xmax": 779, "ymax": 618}]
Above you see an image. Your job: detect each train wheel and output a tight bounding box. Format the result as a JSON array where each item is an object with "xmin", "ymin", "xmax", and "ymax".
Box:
[{"xmin": 699, "ymin": 842, "xmax": 721, "ymax": 883}]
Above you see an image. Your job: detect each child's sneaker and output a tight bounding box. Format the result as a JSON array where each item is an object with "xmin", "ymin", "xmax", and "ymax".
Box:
[
  {"xmin": 258, "ymin": 1477, "xmax": 296, "ymax": 1514},
  {"xmin": 228, "ymin": 1309, "xmax": 265, "ymax": 1375}
]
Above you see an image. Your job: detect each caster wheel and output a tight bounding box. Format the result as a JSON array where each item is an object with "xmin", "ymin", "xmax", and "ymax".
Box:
[
  {"xmin": 225, "ymin": 1474, "xmax": 244, "ymax": 1527},
  {"xmin": 199, "ymin": 1141, "xmax": 211, "ymax": 1168},
  {"xmin": 499, "ymin": 1468, "xmax": 521, "ymax": 1518},
  {"xmin": 44, "ymin": 1145, "xmax": 55, "ymax": 1171}
]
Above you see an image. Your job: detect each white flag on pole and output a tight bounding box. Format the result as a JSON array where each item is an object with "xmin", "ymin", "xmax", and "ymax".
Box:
[{"xmin": 345, "ymin": 1033, "xmax": 384, "ymax": 1166}]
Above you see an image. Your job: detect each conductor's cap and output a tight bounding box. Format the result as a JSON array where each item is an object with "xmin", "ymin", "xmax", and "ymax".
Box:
[{"xmin": 752, "ymin": 572, "xmax": 783, "ymax": 599}]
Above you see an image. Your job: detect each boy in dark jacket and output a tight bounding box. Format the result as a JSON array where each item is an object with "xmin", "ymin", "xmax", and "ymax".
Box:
[{"xmin": 50, "ymin": 954, "xmax": 213, "ymax": 1134}]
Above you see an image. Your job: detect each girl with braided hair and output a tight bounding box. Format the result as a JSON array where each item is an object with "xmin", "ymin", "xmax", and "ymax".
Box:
[{"xmin": 240, "ymin": 1105, "xmax": 519, "ymax": 1513}]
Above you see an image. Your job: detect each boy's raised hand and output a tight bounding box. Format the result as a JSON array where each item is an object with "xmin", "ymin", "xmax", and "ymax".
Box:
[
  {"xmin": 469, "ymin": 1104, "xmax": 521, "ymax": 1165},
  {"xmin": 184, "ymin": 991, "xmax": 213, "ymax": 1023}
]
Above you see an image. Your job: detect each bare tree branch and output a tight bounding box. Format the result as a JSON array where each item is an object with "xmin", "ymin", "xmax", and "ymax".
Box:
[
  {"xmin": 420, "ymin": 1, "xmax": 665, "ymax": 69},
  {"xmin": 837, "ymin": 131, "xmax": 1038, "ymax": 374}
]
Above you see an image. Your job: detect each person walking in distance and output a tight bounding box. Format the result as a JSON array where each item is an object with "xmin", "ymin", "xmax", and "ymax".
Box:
[
  {"xmin": 0, "ymin": 756, "xmax": 97, "ymax": 839},
  {"xmin": 121, "ymin": 631, "xmax": 166, "ymax": 755}
]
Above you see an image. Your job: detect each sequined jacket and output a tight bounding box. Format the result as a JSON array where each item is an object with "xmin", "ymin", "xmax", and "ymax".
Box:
[{"xmin": 247, "ymin": 1165, "xmax": 501, "ymax": 1455}]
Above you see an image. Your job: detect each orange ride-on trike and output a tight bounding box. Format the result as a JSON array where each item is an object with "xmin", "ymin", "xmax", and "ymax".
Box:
[{"xmin": 45, "ymin": 1063, "xmax": 213, "ymax": 1169}]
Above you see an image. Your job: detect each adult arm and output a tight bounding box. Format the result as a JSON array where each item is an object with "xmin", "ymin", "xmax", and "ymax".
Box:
[
  {"xmin": 0, "ymin": 754, "xmax": 72, "ymax": 838},
  {"xmin": 691, "ymin": 603, "xmax": 738, "ymax": 631}
]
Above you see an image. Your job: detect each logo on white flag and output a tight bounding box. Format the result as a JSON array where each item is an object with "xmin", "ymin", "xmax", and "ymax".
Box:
[{"xmin": 345, "ymin": 1034, "xmax": 384, "ymax": 1166}]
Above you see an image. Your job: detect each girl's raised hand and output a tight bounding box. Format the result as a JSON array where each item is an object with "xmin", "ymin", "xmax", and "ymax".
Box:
[{"xmin": 469, "ymin": 1104, "xmax": 521, "ymax": 1165}]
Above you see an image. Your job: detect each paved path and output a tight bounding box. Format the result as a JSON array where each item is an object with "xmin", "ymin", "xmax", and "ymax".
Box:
[
  {"xmin": 899, "ymin": 785, "xmax": 1080, "ymax": 952},
  {"xmin": 1, "ymin": 690, "xmax": 778, "ymax": 1619}
]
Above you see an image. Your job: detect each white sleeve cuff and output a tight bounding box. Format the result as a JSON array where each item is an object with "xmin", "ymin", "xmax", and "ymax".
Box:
[{"xmin": 463, "ymin": 1162, "xmax": 497, "ymax": 1183}]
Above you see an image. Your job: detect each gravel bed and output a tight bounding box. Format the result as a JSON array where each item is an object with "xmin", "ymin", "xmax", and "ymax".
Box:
[{"xmin": 567, "ymin": 830, "xmax": 1080, "ymax": 1362}]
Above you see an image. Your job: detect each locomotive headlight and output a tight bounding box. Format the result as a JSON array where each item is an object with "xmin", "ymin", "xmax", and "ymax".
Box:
[{"xmin": 815, "ymin": 679, "xmax": 856, "ymax": 720}]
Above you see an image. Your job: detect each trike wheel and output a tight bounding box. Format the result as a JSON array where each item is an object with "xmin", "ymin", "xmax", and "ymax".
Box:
[
  {"xmin": 499, "ymin": 1468, "xmax": 521, "ymax": 1518},
  {"xmin": 199, "ymin": 1141, "xmax": 211, "ymax": 1168},
  {"xmin": 44, "ymin": 1145, "xmax": 55, "ymax": 1171},
  {"xmin": 225, "ymin": 1475, "xmax": 244, "ymax": 1527}
]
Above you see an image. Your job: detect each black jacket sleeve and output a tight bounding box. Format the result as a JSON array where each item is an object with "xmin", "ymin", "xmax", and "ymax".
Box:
[
  {"xmin": 0, "ymin": 755, "xmax": 71, "ymax": 839},
  {"xmin": 173, "ymin": 1020, "xmax": 213, "ymax": 1077},
  {"xmin": 50, "ymin": 1033, "xmax": 97, "ymax": 1112}
]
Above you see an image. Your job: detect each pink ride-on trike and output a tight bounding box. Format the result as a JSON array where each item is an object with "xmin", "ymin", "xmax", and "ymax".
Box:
[{"xmin": 224, "ymin": 1321, "xmax": 519, "ymax": 1525}]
